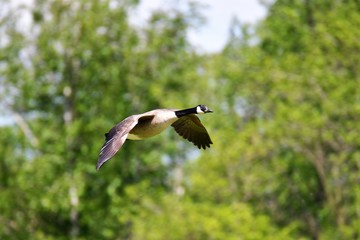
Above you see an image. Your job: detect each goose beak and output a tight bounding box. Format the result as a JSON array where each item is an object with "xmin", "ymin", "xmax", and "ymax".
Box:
[{"xmin": 206, "ymin": 109, "xmax": 213, "ymax": 113}]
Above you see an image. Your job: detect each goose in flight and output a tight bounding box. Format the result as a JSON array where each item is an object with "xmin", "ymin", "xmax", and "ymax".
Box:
[{"xmin": 96, "ymin": 104, "xmax": 213, "ymax": 170}]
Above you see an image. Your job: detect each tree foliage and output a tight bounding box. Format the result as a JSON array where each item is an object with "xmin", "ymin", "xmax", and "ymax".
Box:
[
  {"xmin": 202, "ymin": 0, "xmax": 360, "ymax": 239},
  {"xmin": 0, "ymin": 0, "xmax": 359, "ymax": 239}
]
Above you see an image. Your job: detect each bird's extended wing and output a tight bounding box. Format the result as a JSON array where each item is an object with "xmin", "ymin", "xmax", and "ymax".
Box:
[
  {"xmin": 171, "ymin": 115, "xmax": 213, "ymax": 149},
  {"xmin": 96, "ymin": 116, "xmax": 138, "ymax": 170}
]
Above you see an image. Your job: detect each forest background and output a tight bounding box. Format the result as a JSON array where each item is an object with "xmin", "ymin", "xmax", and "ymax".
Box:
[{"xmin": 1, "ymin": 0, "xmax": 359, "ymax": 239}]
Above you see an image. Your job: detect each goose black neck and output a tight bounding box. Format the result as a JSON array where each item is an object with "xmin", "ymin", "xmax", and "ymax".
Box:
[{"xmin": 175, "ymin": 107, "xmax": 197, "ymax": 118}]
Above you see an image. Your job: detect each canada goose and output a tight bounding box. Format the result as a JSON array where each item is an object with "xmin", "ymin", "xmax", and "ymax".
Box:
[{"xmin": 96, "ymin": 104, "xmax": 213, "ymax": 170}]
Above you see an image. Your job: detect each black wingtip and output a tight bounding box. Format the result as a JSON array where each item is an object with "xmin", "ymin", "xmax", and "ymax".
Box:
[{"xmin": 195, "ymin": 142, "xmax": 212, "ymax": 150}]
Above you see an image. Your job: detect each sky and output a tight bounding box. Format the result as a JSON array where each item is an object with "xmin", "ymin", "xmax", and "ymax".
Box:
[
  {"xmin": 10, "ymin": 0, "xmax": 267, "ymax": 53},
  {"xmin": 133, "ymin": 0, "xmax": 267, "ymax": 53}
]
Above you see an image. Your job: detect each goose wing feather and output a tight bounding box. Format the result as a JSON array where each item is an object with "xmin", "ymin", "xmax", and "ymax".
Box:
[
  {"xmin": 171, "ymin": 115, "xmax": 212, "ymax": 149},
  {"xmin": 96, "ymin": 114, "xmax": 153, "ymax": 170}
]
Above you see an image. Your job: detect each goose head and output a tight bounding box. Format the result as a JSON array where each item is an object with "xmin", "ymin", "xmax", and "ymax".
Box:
[{"xmin": 196, "ymin": 104, "xmax": 213, "ymax": 114}]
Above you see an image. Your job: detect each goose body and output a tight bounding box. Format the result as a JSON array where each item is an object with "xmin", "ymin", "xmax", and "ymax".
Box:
[
  {"xmin": 127, "ymin": 109, "xmax": 178, "ymax": 140},
  {"xmin": 96, "ymin": 105, "xmax": 213, "ymax": 170}
]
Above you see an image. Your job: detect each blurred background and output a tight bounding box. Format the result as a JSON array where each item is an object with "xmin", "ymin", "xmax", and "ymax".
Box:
[{"xmin": 1, "ymin": 0, "xmax": 359, "ymax": 239}]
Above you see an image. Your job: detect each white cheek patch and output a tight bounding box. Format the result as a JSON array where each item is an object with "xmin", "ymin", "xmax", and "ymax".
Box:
[{"xmin": 196, "ymin": 106, "xmax": 204, "ymax": 114}]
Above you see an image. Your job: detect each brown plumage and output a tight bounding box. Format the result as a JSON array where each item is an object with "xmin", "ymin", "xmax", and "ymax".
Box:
[{"xmin": 171, "ymin": 115, "xmax": 212, "ymax": 149}]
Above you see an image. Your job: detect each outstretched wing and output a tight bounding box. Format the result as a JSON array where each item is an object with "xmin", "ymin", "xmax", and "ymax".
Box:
[
  {"xmin": 96, "ymin": 116, "xmax": 138, "ymax": 170},
  {"xmin": 171, "ymin": 115, "xmax": 212, "ymax": 149}
]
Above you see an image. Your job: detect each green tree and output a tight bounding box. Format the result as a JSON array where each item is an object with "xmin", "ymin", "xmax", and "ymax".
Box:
[
  {"xmin": 200, "ymin": 0, "xmax": 360, "ymax": 239},
  {"xmin": 3, "ymin": 0, "xmax": 357, "ymax": 239},
  {"xmin": 1, "ymin": 0, "xmax": 227, "ymax": 239}
]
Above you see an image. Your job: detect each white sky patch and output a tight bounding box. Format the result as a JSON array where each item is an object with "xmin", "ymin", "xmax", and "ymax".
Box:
[
  {"xmin": 188, "ymin": 0, "xmax": 267, "ymax": 52},
  {"xmin": 6, "ymin": 0, "xmax": 34, "ymax": 33},
  {"xmin": 9, "ymin": 0, "xmax": 266, "ymax": 53},
  {"xmin": 131, "ymin": 0, "xmax": 267, "ymax": 53}
]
